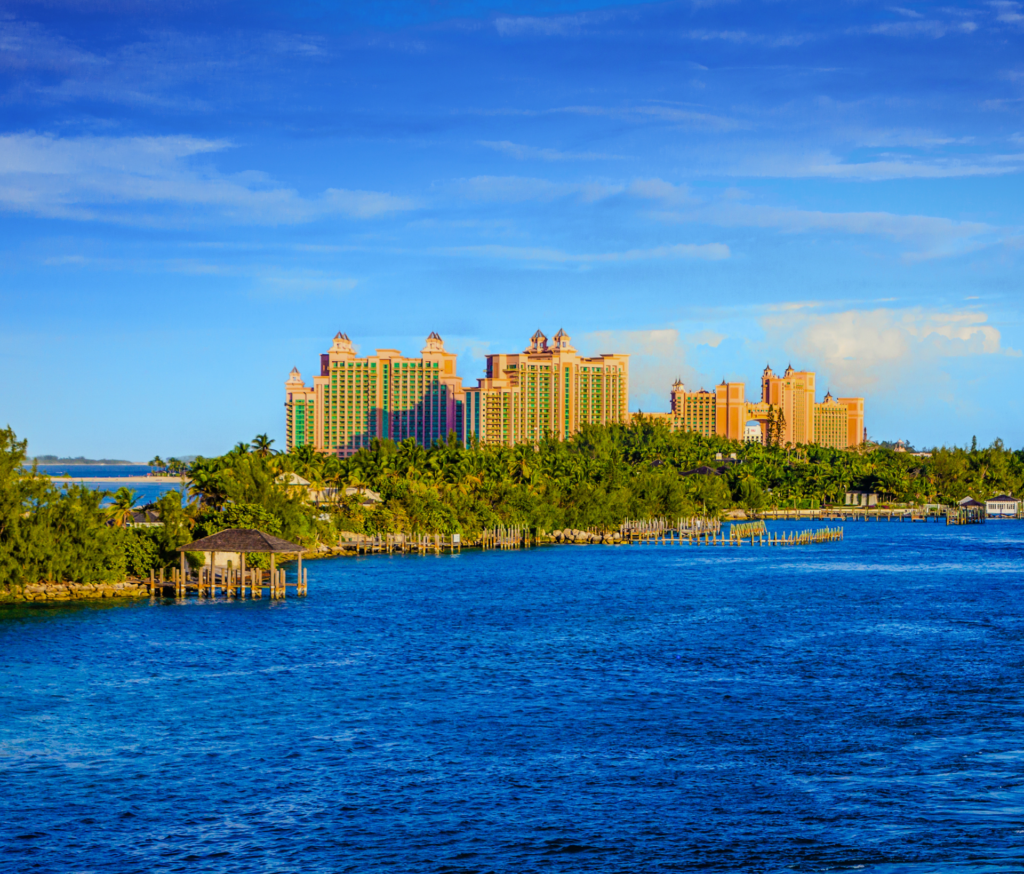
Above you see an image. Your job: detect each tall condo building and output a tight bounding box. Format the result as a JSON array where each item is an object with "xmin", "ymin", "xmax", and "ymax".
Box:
[
  {"xmin": 285, "ymin": 332, "xmax": 466, "ymax": 457},
  {"xmin": 655, "ymin": 363, "xmax": 865, "ymax": 450},
  {"xmin": 463, "ymin": 329, "xmax": 630, "ymax": 446}
]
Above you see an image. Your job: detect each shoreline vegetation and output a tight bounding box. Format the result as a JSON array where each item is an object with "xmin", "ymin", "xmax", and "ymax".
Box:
[{"xmin": 3, "ymin": 421, "xmax": 1023, "ymax": 600}]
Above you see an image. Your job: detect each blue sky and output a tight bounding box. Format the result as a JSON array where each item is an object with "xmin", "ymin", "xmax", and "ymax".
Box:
[{"xmin": 2, "ymin": 0, "xmax": 1023, "ymax": 458}]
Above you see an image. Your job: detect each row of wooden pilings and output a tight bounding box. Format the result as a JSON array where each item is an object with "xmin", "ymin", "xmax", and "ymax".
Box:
[
  {"xmin": 350, "ymin": 527, "xmax": 531, "ymax": 555},
  {"xmin": 621, "ymin": 523, "xmax": 844, "ymax": 547},
  {"xmin": 946, "ymin": 507, "xmax": 985, "ymax": 525},
  {"xmin": 149, "ymin": 566, "xmax": 309, "ymax": 599},
  {"xmin": 621, "ymin": 516, "xmax": 722, "ymax": 544},
  {"xmin": 762, "ymin": 508, "xmax": 946, "ymax": 522},
  {"xmin": 352, "ymin": 533, "xmax": 463, "ymax": 555}
]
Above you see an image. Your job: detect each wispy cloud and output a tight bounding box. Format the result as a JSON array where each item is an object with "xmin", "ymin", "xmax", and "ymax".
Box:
[
  {"xmin": 435, "ymin": 242, "xmax": 730, "ymax": 264},
  {"xmin": 0, "ymin": 19, "xmax": 330, "ymax": 110},
  {"xmin": 732, "ymin": 150, "xmax": 1022, "ymax": 181},
  {"xmin": 682, "ymin": 29, "xmax": 813, "ymax": 47},
  {"xmin": 0, "ymin": 133, "xmax": 416, "ymax": 224},
  {"xmin": 852, "ymin": 19, "xmax": 978, "ymax": 38},
  {"xmin": 635, "ymin": 179, "xmax": 996, "ymax": 259},
  {"xmin": 455, "ymin": 175, "xmax": 695, "ymax": 206},
  {"xmin": 256, "ymin": 269, "xmax": 358, "ymax": 297},
  {"xmin": 477, "ymin": 140, "xmax": 622, "ymax": 161},
  {"xmin": 990, "ymin": 1, "xmax": 1024, "ymax": 25},
  {"xmin": 493, "ymin": 11, "xmax": 614, "ymax": 38},
  {"xmin": 474, "ymin": 103, "xmax": 743, "ymax": 132},
  {"xmin": 455, "ymin": 175, "xmax": 624, "ymax": 203}
]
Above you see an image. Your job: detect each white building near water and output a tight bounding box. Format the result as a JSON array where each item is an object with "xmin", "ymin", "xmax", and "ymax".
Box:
[{"xmin": 985, "ymin": 494, "xmax": 1019, "ymax": 518}]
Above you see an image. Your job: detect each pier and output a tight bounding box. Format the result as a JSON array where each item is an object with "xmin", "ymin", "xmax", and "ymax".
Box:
[
  {"xmin": 619, "ymin": 517, "xmax": 843, "ymax": 548},
  {"xmin": 342, "ymin": 526, "xmax": 530, "ymax": 555},
  {"xmin": 165, "ymin": 528, "xmax": 309, "ymax": 600}
]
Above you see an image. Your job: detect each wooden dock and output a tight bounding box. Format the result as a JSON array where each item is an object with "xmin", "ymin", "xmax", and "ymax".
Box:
[
  {"xmin": 149, "ymin": 565, "xmax": 308, "ymax": 599},
  {"xmin": 761, "ymin": 507, "xmax": 946, "ymax": 522},
  {"xmin": 344, "ymin": 526, "xmax": 530, "ymax": 555},
  {"xmin": 619, "ymin": 517, "xmax": 843, "ymax": 548}
]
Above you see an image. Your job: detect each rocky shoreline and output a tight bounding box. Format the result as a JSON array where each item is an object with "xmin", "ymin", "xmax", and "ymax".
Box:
[
  {"xmin": 1, "ymin": 580, "xmax": 151, "ymax": 603},
  {"xmin": 1, "ymin": 534, "xmax": 627, "ymax": 602}
]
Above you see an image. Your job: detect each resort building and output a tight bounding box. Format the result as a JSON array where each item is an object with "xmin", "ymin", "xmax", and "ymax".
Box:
[
  {"xmin": 285, "ymin": 328, "xmax": 629, "ymax": 454},
  {"xmin": 285, "ymin": 332, "xmax": 467, "ymax": 457},
  {"xmin": 663, "ymin": 379, "xmax": 748, "ymax": 441},
  {"xmin": 653, "ymin": 364, "xmax": 865, "ymax": 450},
  {"xmin": 285, "ymin": 328, "xmax": 862, "ymax": 453},
  {"xmin": 985, "ymin": 494, "xmax": 1019, "ymax": 519},
  {"xmin": 462, "ymin": 329, "xmax": 629, "ymax": 446}
]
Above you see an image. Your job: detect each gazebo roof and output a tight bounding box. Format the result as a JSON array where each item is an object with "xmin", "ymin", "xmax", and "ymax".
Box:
[{"xmin": 177, "ymin": 528, "xmax": 303, "ymax": 553}]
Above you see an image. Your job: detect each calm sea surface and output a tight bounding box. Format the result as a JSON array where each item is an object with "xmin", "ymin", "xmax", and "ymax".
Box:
[
  {"xmin": 32, "ymin": 464, "xmax": 183, "ymax": 505},
  {"xmin": 3, "ymin": 522, "xmax": 1024, "ymax": 873}
]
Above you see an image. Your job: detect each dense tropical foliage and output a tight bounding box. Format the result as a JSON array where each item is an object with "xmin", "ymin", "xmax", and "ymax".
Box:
[{"xmin": 4, "ymin": 418, "xmax": 1024, "ymax": 588}]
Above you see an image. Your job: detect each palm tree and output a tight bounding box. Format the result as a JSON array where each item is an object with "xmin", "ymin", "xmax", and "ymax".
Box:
[
  {"xmin": 108, "ymin": 487, "xmax": 139, "ymax": 527},
  {"xmin": 251, "ymin": 434, "xmax": 276, "ymax": 458}
]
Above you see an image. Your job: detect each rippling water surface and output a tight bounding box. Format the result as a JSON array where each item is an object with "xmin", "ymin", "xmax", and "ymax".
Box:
[{"xmin": 3, "ymin": 522, "xmax": 1024, "ymax": 873}]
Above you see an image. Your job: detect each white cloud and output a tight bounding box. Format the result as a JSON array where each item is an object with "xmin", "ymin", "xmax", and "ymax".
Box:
[
  {"xmin": 436, "ymin": 242, "xmax": 730, "ymax": 263},
  {"xmin": 477, "ymin": 140, "xmax": 622, "ymax": 161},
  {"xmin": 582, "ymin": 328, "xmax": 699, "ymax": 409},
  {"xmin": 761, "ymin": 306, "xmax": 1021, "ymax": 395},
  {"xmin": 627, "ymin": 178, "xmax": 696, "ymax": 205},
  {"xmin": 0, "ymin": 132, "xmax": 416, "ymax": 224},
  {"xmin": 990, "ymin": 1, "xmax": 1024, "ymax": 24},
  {"xmin": 686, "ymin": 329, "xmax": 726, "ymax": 348}
]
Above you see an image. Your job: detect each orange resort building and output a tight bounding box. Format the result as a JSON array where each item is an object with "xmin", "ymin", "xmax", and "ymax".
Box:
[
  {"xmin": 648, "ymin": 364, "xmax": 865, "ymax": 450},
  {"xmin": 285, "ymin": 329, "xmax": 630, "ymax": 456}
]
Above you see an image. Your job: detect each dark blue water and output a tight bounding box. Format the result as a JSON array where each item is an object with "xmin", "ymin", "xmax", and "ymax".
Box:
[{"xmin": 3, "ymin": 522, "xmax": 1024, "ymax": 873}]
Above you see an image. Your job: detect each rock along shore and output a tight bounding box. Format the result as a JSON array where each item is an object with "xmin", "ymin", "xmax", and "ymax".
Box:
[{"xmin": 1, "ymin": 580, "xmax": 151, "ymax": 603}]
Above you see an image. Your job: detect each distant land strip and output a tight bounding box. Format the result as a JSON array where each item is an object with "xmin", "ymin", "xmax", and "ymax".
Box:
[
  {"xmin": 51, "ymin": 476, "xmax": 187, "ymax": 485},
  {"xmin": 32, "ymin": 456, "xmax": 138, "ymax": 465}
]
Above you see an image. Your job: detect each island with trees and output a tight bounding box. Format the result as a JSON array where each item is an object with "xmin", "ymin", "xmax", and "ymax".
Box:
[{"xmin": 2, "ymin": 420, "xmax": 1022, "ymax": 598}]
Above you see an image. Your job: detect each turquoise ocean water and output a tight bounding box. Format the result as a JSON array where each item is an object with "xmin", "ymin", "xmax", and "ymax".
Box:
[{"xmin": 33, "ymin": 464, "xmax": 184, "ymax": 505}]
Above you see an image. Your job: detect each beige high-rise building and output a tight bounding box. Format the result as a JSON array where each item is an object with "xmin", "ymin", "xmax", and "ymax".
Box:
[
  {"xmin": 655, "ymin": 363, "xmax": 865, "ymax": 450},
  {"xmin": 285, "ymin": 332, "xmax": 466, "ymax": 457},
  {"xmin": 463, "ymin": 329, "xmax": 629, "ymax": 446},
  {"xmin": 286, "ymin": 328, "xmax": 630, "ymax": 454},
  {"xmin": 760, "ymin": 364, "xmax": 816, "ymax": 446},
  {"xmin": 664, "ymin": 379, "xmax": 746, "ymax": 441}
]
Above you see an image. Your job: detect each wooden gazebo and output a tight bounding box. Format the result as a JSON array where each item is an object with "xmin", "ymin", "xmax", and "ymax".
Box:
[{"xmin": 175, "ymin": 528, "xmax": 306, "ymax": 599}]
